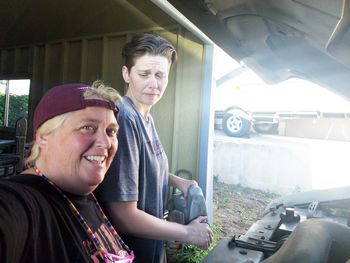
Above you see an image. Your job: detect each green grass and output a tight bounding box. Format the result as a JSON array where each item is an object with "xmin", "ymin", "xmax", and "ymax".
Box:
[
  {"xmin": 172, "ymin": 224, "xmax": 222, "ymax": 263},
  {"xmin": 217, "ymin": 191, "xmax": 231, "ymax": 205}
]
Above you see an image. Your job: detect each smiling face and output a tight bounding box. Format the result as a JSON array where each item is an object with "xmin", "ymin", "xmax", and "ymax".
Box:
[
  {"xmin": 36, "ymin": 106, "xmax": 118, "ymax": 195},
  {"xmin": 123, "ymin": 54, "xmax": 171, "ymax": 116}
]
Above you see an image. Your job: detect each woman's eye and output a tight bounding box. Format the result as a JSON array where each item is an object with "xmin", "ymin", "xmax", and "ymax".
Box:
[
  {"xmin": 80, "ymin": 125, "xmax": 96, "ymax": 132},
  {"xmin": 138, "ymin": 71, "xmax": 148, "ymax": 77},
  {"xmin": 157, "ymin": 73, "xmax": 167, "ymax": 80},
  {"xmin": 107, "ymin": 128, "xmax": 118, "ymax": 137}
]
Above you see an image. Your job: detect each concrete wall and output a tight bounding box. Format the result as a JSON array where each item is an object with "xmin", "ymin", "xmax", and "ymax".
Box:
[{"xmin": 213, "ymin": 133, "xmax": 350, "ymax": 195}]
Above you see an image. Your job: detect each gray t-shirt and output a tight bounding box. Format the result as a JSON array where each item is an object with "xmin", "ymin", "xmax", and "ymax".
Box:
[{"xmin": 95, "ymin": 96, "xmax": 169, "ymax": 263}]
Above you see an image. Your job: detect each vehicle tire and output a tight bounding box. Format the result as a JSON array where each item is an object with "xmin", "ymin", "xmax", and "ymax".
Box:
[
  {"xmin": 253, "ymin": 123, "xmax": 279, "ymax": 134},
  {"xmin": 222, "ymin": 111, "xmax": 251, "ymax": 137}
]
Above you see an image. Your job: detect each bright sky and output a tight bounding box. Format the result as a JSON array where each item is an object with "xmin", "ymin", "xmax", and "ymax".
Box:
[
  {"xmin": 212, "ymin": 46, "xmax": 350, "ymax": 112},
  {"xmin": 213, "ymin": 46, "xmax": 241, "ymax": 79},
  {"xmin": 0, "ymin": 79, "xmax": 30, "ymax": 95}
]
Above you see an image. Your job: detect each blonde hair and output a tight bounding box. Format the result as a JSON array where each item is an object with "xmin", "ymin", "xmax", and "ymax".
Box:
[
  {"xmin": 25, "ymin": 114, "xmax": 69, "ymax": 168},
  {"xmin": 25, "ymin": 80, "xmax": 120, "ymax": 168},
  {"xmin": 86, "ymin": 80, "xmax": 121, "ymax": 101}
]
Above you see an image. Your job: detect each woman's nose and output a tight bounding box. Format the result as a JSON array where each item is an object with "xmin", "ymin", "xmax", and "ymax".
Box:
[
  {"xmin": 96, "ymin": 131, "xmax": 112, "ymax": 149},
  {"xmin": 148, "ymin": 75, "xmax": 158, "ymax": 89}
]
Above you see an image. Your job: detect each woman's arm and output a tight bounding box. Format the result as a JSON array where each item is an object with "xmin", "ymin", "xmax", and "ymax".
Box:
[{"xmin": 105, "ymin": 201, "xmax": 212, "ymax": 249}]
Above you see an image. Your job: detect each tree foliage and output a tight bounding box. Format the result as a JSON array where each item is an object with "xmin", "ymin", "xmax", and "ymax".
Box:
[{"xmin": 0, "ymin": 94, "xmax": 28, "ymax": 127}]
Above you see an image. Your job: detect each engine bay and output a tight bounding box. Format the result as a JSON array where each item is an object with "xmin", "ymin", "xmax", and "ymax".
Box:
[{"xmin": 203, "ymin": 199, "xmax": 350, "ymax": 262}]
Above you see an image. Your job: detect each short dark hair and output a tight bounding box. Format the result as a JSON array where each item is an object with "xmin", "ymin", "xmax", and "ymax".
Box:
[{"xmin": 122, "ymin": 33, "xmax": 177, "ymax": 70}]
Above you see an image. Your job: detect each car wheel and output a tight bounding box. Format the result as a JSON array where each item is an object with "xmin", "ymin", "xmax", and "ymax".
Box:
[
  {"xmin": 222, "ymin": 111, "xmax": 251, "ymax": 137},
  {"xmin": 253, "ymin": 123, "xmax": 279, "ymax": 134}
]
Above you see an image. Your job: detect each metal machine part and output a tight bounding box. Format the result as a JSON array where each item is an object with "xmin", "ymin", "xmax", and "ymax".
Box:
[
  {"xmin": 167, "ymin": 185, "xmax": 208, "ymax": 225},
  {"xmin": 203, "ymin": 200, "xmax": 350, "ymax": 262}
]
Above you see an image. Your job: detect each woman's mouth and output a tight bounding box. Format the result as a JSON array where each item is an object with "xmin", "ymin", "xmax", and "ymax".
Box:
[{"xmin": 84, "ymin": 155, "xmax": 106, "ymax": 165}]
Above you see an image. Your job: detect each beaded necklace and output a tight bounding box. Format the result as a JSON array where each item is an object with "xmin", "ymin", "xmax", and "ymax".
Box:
[{"xmin": 34, "ymin": 167, "xmax": 132, "ymax": 259}]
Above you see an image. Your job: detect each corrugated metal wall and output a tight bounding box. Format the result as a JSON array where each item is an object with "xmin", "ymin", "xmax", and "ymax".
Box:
[
  {"xmin": 0, "ymin": 27, "xmax": 205, "ymax": 180},
  {"xmin": 1, "ymin": 34, "xmax": 127, "ymax": 138}
]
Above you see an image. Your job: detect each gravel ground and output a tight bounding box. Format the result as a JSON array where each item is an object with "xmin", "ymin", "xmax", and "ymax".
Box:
[{"xmin": 213, "ymin": 181, "xmax": 279, "ymax": 239}]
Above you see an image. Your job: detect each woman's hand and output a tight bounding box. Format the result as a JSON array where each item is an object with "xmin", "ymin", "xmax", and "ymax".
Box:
[
  {"xmin": 169, "ymin": 173, "xmax": 198, "ymax": 197},
  {"xmin": 185, "ymin": 216, "xmax": 213, "ymax": 250}
]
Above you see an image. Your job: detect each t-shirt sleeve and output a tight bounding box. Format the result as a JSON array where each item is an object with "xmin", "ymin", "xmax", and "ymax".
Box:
[
  {"xmin": 95, "ymin": 111, "xmax": 141, "ymax": 203},
  {"xmin": 0, "ymin": 182, "xmax": 32, "ymax": 262}
]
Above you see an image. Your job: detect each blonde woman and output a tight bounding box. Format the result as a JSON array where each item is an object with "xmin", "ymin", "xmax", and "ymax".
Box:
[{"xmin": 0, "ymin": 82, "xmax": 134, "ymax": 263}]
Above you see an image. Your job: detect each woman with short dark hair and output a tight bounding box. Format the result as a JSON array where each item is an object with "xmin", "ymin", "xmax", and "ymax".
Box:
[{"xmin": 95, "ymin": 33, "xmax": 212, "ymax": 263}]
